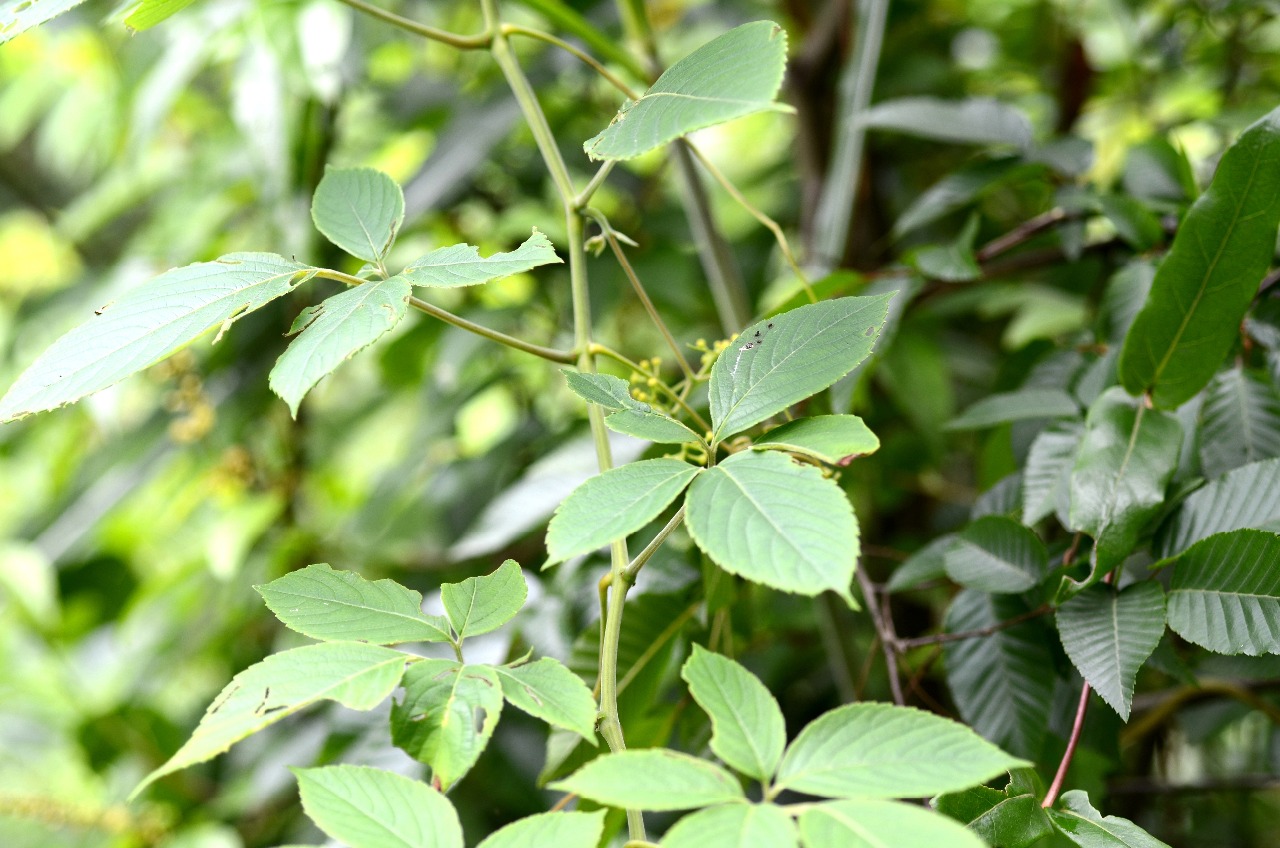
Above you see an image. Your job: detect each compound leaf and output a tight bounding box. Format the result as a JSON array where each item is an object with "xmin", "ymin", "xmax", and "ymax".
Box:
[{"xmin": 391, "ymin": 660, "xmax": 503, "ymax": 790}]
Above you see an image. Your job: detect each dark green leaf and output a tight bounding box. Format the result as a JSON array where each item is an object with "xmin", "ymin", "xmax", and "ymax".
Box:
[
  {"xmin": 1056, "ymin": 582, "xmax": 1166, "ymax": 719},
  {"xmin": 391, "ymin": 660, "xmax": 503, "ymax": 790},
  {"xmin": 1156, "ymin": 458, "xmax": 1280, "ymax": 558},
  {"xmin": 944, "ymin": 591, "xmax": 1055, "ymax": 758},
  {"xmin": 709, "ymin": 295, "xmax": 892, "ymax": 441},
  {"xmin": 944, "ymin": 516, "xmax": 1049, "ymax": 594},
  {"xmin": 1068, "ymin": 388, "xmax": 1181, "ymax": 575},
  {"xmin": 946, "ymin": 389, "xmax": 1079, "ymax": 431},
  {"xmin": 1023, "ymin": 420, "xmax": 1086, "ymax": 525},
  {"xmin": 886, "ymin": 535, "xmax": 954, "ymax": 593},
  {"xmin": 256, "ymin": 563, "xmax": 452, "ymax": 644},
  {"xmin": 584, "ymin": 21, "xmax": 789, "ymax": 160},
  {"xmin": 1119, "ymin": 106, "xmax": 1280, "ymax": 408},
  {"xmin": 1167, "ymin": 529, "xmax": 1280, "ymax": 656},
  {"xmin": 684, "ymin": 450, "xmax": 859, "ymax": 602},
  {"xmin": 908, "ymin": 215, "xmax": 981, "ymax": 282},
  {"xmin": 1197, "ymin": 368, "xmax": 1280, "ymax": 479},
  {"xmin": 934, "ymin": 787, "xmax": 1054, "ymax": 848}
]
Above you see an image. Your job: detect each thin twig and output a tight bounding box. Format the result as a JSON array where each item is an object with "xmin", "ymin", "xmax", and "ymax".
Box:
[
  {"xmin": 856, "ymin": 568, "xmax": 904, "ymax": 704},
  {"xmin": 336, "ymin": 0, "xmax": 491, "ymax": 48},
  {"xmin": 1043, "ymin": 681, "xmax": 1091, "ymax": 808},
  {"xmin": 622, "ymin": 506, "xmax": 686, "ymax": 583},
  {"xmin": 975, "ymin": 208, "xmax": 1070, "ymax": 263},
  {"xmin": 502, "ymin": 24, "xmax": 640, "ymax": 99},
  {"xmin": 893, "ymin": 605, "xmax": 1051, "ymax": 650}
]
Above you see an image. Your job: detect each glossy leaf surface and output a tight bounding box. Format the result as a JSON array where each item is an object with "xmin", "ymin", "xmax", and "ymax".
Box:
[
  {"xmin": 1166, "ymin": 529, "xmax": 1280, "ymax": 655},
  {"xmin": 1056, "ymin": 582, "xmax": 1166, "ymax": 719}
]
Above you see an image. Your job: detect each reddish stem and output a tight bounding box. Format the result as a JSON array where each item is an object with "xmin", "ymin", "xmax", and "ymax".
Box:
[{"xmin": 1044, "ymin": 681, "xmax": 1091, "ymax": 807}]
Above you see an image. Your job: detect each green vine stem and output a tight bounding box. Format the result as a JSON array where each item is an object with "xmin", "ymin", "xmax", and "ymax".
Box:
[
  {"xmin": 335, "ymin": 0, "xmax": 492, "ymax": 48},
  {"xmin": 503, "ymin": 24, "xmax": 640, "ymax": 98},
  {"xmin": 622, "ymin": 505, "xmax": 686, "ymax": 583},
  {"xmin": 313, "ymin": 270, "xmax": 576, "ymax": 364}
]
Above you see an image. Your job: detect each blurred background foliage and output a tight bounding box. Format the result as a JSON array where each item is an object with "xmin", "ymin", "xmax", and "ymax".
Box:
[{"xmin": 2, "ymin": 0, "xmax": 1280, "ymax": 846}]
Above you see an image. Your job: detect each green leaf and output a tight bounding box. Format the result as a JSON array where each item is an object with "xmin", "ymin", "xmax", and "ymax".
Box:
[
  {"xmin": 1, "ymin": 0, "xmax": 89, "ymax": 45},
  {"xmin": 0, "ymin": 253, "xmax": 311, "ymax": 422},
  {"xmin": 662, "ymin": 803, "xmax": 799, "ymax": 848},
  {"xmin": 1197, "ymin": 368, "xmax": 1280, "ymax": 479},
  {"xmin": 1047, "ymin": 790, "xmax": 1171, "ymax": 848},
  {"xmin": 709, "ymin": 295, "xmax": 893, "ymax": 442},
  {"xmin": 684, "ymin": 450, "xmax": 859, "ymax": 601},
  {"xmin": 944, "ymin": 590, "xmax": 1055, "ymax": 758},
  {"xmin": 1156, "ymin": 458, "xmax": 1280, "ymax": 558},
  {"xmin": 798, "ymin": 799, "xmax": 987, "ymax": 848},
  {"xmin": 908, "ymin": 215, "xmax": 981, "ymax": 283},
  {"xmin": 754, "ymin": 415, "xmax": 880, "ymax": 465},
  {"xmin": 398, "ymin": 230, "xmax": 561, "ymax": 287},
  {"xmin": 859, "ymin": 97, "xmax": 1033, "ymax": 149},
  {"xmin": 551, "ymin": 749, "xmax": 744, "ymax": 811},
  {"xmin": 681, "ymin": 644, "xmax": 786, "ymax": 782},
  {"xmin": 544, "ymin": 458, "xmax": 700, "ymax": 566},
  {"xmin": 583, "ymin": 21, "xmax": 789, "ymax": 160},
  {"xmin": 605, "ymin": 407, "xmax": 702, "ymax": 444},
  {"xmin": 1098, "ymin": 194, "xmax": 1164, "ymax": 251},
  {"xmin": 1068, "ymin": 388, "xmax": 1181, "ymax": 575},
  {"xmin": 1056, "ymin": 582, "xmax": 1166, "ymax": 719},
  {"xmin": 934, "ymin": 786, "xmax": 1054, "ymax": 848},
  {"xmin": 255, "ymin": 564, "xmax": 453, "ymax": 644},
  {"xmin": 269, "ymin": 277, "xmax": 412, "ymax": 417},
  {"xmin": 893, "ymin": 157, "xmax": 1035, "ymax": 239},
  {"xmin": 1122, "ymin": 138, "xmax": 1197, "ymax": 204},
  {"xmin": 391, "ymin": 660, "xmax": 503, "ymax": 790},
  {"xmin": 496, "ymin": 657, "xmax": 598, "ymax": 743},
  {"xmin": 944, "ymin": 516, "xmax": 1049, "ymax": 594},
  {"xmin": 294, "ymin": 765, "xmax": 463, "ymax": 848},
  {"xmin": 476, "ymin": 811, "xmax": 605, "ymax": 848},
  {"xmin": 946, "ymin": 388, "xmax": 1079, "ymax": 431},
  {"xmin": 1166, "ymin": 529, "xmax": 1280, "ymax": 656},
  {"xmin": 562, "ymin": 371, "xmax": 643, "ymax": 410},
  {"xmin": 441, "ymin": 559, "xmax": 527, "ymax": 639},
  {"xmin": 1119, "ymin": 106, "xmax": 1280, "ymax": 409},
  {"xmin": 311, "ymin": 167, "xmax": 405, "ymax": 263},
  {"xmin": 774, "ymin": 702, "xmax": 1028, "ymax": 799},
  {"xmin": 1023, "ymin": 420, "xmax": 1086, "ymax": 525},
  {"xmin": 124, "ymin": 0, "xmax": 200, "ymax": 31},
  {"xmin": 132, "ymin": 643, "xmax": 406, "ymax": 797},
  {"xmin": 886, "ymin": 535, "xmax": 954, "ymax": 592}
]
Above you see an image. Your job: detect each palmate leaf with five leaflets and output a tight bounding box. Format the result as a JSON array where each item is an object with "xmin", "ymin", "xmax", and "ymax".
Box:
[
  {"xmin": 1056, "ymin": 582, "xmax": 1166, "ymax": 719},
  {"xmin": 584, "ymin": 21, "xmax": 790, "ymax": 160},
  {"xmin": 311, "ymin": 167, "xmax": 405, "ymax": 263},
  {"xmin": 709, "ymin": 295, "xmax": 892, "ymax": 442},
  {"xmin": 269, "ymin": 276, "xmax": 412, "ymax": 417},
  {"xmin": 256, "ymin": 563, "xmax": 452, "ymax": 644},
  {"xmin": 1119, "ymin": 105, "xmax": 1280, "ymax": 409},
  {"xmin": 684, "ymin": 450, "xmax": 859, "ymax": 602},
  {"xmin": 294, "ymin": 765, "xmax": 464, "ymax": 848},
  {"xmin": 131, "ymin": 642, "xmax": 407, "ymax": 797},
  {"xmin": 0, "ymin": 253, "xmax": 313, "ymax": 422}
]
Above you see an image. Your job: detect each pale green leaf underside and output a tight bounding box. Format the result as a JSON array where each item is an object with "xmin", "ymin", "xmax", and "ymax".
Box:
[
  {"xmin": 681, "ymin": 644, "xmax": 786, "ymax": 782},
  {"xmin": 294, "ymin": 765, "xmax": 463, "ymax": 848},
  {"xmin": 799, "ymin": 799, "xmax": 987, "ymax": 848},
  {"xmin": 551, "ymin": 749, "xmax": 744, "ymax": 811},
  {"xmin": 133, "ymin": 642, "xmax": 406, "ymax": 797},
  {"xmin": 1156, "ymin": 457, "xmax": 1280, "ymax": 558},
  {"xmin": 775, "ymin": 702, "xmax": 1028, "ymax": 799},
  {"xmin": 754, "ymin": 414, "xmax": 880, "ymax": 465},
  {"xmin": 545, "ymin": 458, "xmax": 699, "ymax": 566},
  {"xmin": 125, "ymin": 0, "xmax": 200, "ymax": 30},
  {"xmin": 269, "ymin": 276, "xmax": 411, "ymax": 416},
  {"xmin": 256, "ymin": 563, "xmax": 452, "ymax": 644},
  {"xmin": 311, "ymin": 167, "xmax": 405, "ymax": 263},
  {"xmin": 605, "ymin": 407, "xmax": 702, "ymax": 443},
  {"xmin": 1048, "ymin": 790, "xmax": 1172, "ymax": 848},
  {"xmin": 442, "ymin": 559, "xmax": 527, "ymax": 639},
  {"xmin": 1056, "ymin": 582, "xmax": 1166, "ymax": 719},
  {"xmin": 1167, "ymin": 529, "xmax": 1280, "ymax": 656},
  {"xmin": 1, "ymin": 0, "xmax": 88, "ymax": 45},
  {"xmin": 0, "ymin": 253, "xmax": 310, "ymax": 422},
  {"xmin": 943, "ymin": 516, "xmax": 1048, "ymax": 594},
  {"xmin": 859, "ymin": 96, "xmax": 1032, "ymax": 149},
  {"xmin": 662, "ymin": 803, "xmax": 799, "ymax": 848},
  {"xmin": 710, "ymin": 295, "xmax": 892, "ymax": 441},
  {"xmin": 398, "ymin": 230, "xmax": 560, "ymax": 287},
  {"xmin": 685, "ymin": 450, "xmax": 859, "ymax": 601},
  {"xmin": 496, "ymin": 658, "xmax": 598, "ymax": 742},
  {"xmin": 584, "ymin": 21, "xmax": 789, "ymax": 161},
  {"xmin": 476, "ymin": 810, "xmax": 605, "ymax": 848},
  {"xmin": 391, "ymin": 660, "xmax": 503, "ymax": 790},
  {"xmin": 562, "ymin": 370, "xmax": 642, "ymax": 410},
  {"xmin": 946, "ymin": 388, "xmax": 1079, "ymax": 431}
]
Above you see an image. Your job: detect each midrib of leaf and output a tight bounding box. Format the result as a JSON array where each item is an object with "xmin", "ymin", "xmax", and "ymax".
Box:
[
  {"xmin": 1098, "ymin": 403, "xmax": 1147, "ymax": 540},
  {"xmin": 811, "ymin": 807, "xmax": 880, "ymax": 844},
  {"xmin": 1233, "ymin": 375, "xmax": 1259, "ymax": 460},
  {"xmin": 1053, "ymin": 810, "xmax": 1134, "ymax": 843},
  {"xmin": 346, "ymin": 197, "xmax": 382, "ymax": 260},
  {"xmin": 719, "ymin": 464, "xmax": 823, "ymax": 579},
  {"xmin": 702, "ymin": 676, "xmax": 771, "ymax": 775},
  {"xmin": 1148, "ymin": 153, "xmax": 1261, "ymax": 387},
  {"xmin": 264, "ymin": 587, "xmax": 447, "ymax": 638},
  {"xmin": 293, "ymin": 282, "xmax": 397, "ymax": 373}
]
